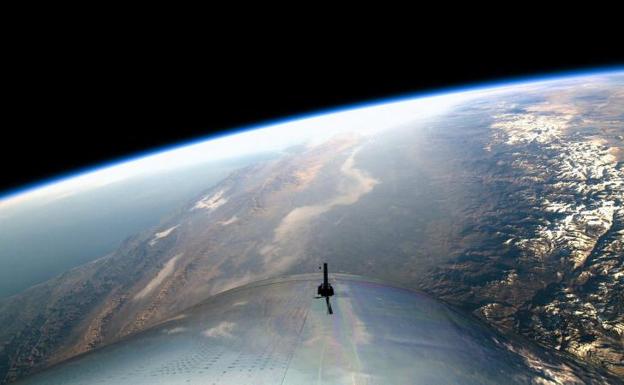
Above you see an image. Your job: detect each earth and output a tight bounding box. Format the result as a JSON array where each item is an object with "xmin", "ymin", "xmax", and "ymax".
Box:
[{"xmin": 0, "ymin": 70, "xmax": 622, "ymax": 383}]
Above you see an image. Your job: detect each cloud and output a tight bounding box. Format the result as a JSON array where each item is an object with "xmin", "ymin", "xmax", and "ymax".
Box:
[
  {"xmin": 202, "ymin": 321, "xmax": 236, "ymax": 338},
  {"xmin": 261, "ymin": 148, "xmax": 379, "ymax": 272},
  {"xmin": 219, "ymin": 215, "xmax": 238, "ymax": 226},
  {"xmin": 148, "ymin": 225, "xmax": 179, "ymax": 246},
  {"xmin": 192, "ymin": 190, "xmax": 228, "ymax": 211},
  {"xmin": 133, "ymin": 253, "xmax": 182, "ymax": 300}
]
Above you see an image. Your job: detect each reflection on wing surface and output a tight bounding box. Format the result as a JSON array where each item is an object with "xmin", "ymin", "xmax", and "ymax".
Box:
[{"xmin": 16, "ymin": 274, "xmax": 620, "ymax": 384}]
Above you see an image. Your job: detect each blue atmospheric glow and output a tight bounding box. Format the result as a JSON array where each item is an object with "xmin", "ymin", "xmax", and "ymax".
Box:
[{"xmin": 2, "ymin": 65, "xmax": 623, "ymax": 203}]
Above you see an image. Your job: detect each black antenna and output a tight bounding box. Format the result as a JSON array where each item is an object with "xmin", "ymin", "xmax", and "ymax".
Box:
[{"xmin": 317, "ymin": 263, "xmax": 334, "ymax": 314}]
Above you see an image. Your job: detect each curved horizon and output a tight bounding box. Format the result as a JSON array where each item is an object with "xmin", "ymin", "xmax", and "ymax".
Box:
[{"xmin": 2, "ymin": 65, "xmax": 623, "ymax": 207}]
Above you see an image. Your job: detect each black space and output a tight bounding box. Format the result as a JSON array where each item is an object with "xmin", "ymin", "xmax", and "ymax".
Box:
[{"xmin": 3, "ymin": 33, "xmax": 623, "ymax": 195}]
